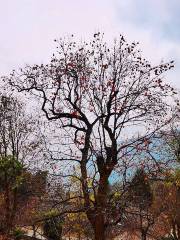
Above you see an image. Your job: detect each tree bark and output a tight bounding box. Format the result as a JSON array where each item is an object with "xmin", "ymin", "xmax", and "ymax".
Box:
[
  {"xmin": 92, "ymin": 172, "xmax": 110, "ymax": 240},
  {"xmin": 141, "ymin": 229, "xmax": 147, "ymax": 240},
  {"xmin": 5, "ymin": 178, "xmax": 11, "ymax": 235},
  {"xmin": 177, "ymin": 224, "xmax": 180, "ymax": 240},
  {"xmin": 94, "ymin": 214, "xmax": 106, "ymax": 240},
  {"xmin": 172, "ymin": 221, "xmax": 179, "ymax": 240}
]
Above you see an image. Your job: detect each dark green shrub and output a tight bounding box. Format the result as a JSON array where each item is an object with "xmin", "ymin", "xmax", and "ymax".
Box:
[
  {"xmin": 43, "ymin": 211, "xmax": 63, "ymax": 240},
  {"xmin": 12, "ymin": 227, "xmax": 26, "ymax": 240}
]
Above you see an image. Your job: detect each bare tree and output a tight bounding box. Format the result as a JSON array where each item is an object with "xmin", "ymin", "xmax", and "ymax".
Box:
[
  {"xmin": 7, "ymin": 33, "xmax": 176, "ymax": 240},
  {"xmin": 0, "ymin": 95, "xmax": 42, "ymax": 166},
  {"xmin": 0, "ymin": 95, "xmax": 43, "ymax": 237}
]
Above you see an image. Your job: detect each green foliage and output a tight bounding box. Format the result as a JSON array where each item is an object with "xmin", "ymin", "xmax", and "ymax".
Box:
[
  {"xmin": 12, "ymin": 227, "xmax": 26, "ymax": 240},
  {"xmin": 128, "ymin": 168, "xmax": 153, "ymax": 209},
  {"xmin": 43, "ymin": 209, "xmax": 59, "ymax": 218},
  {"xmin": 167, "ymin": 131, "xmax": 180, "ymax": 163},
  {"xmin": 42, "ymin": 210, "xmax": 63, "ymax": 240},
  {"xmin": 165, "ymin": 168, "xmax": 180, "ymax": 187},
  {"xmin": 0, "ymin": 156, "xmax": 23, "ymax": 192}
]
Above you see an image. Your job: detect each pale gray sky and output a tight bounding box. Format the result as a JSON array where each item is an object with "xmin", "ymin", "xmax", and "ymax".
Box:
[{"xmin": 0, "ymin": 0, "xmax": 179, "ymax": 88}]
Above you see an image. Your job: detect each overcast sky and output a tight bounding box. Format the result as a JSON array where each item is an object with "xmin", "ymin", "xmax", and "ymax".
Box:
[{"xmin": 0, "ymin": 0, "xmax": 179, "ymax": 88}]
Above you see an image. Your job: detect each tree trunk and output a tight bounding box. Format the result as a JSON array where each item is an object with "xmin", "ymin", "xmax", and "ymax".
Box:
[
  {"xmin": 5, "ymin": 179, "xmax": 11, "ymax": 235},
  {"xmin": 81, "ymin": 153, "xmax": 112, "ymax": 240},
  {"xmin": 177, "ymin": 224, "xmax": 180, "ymax": 240},
  {"xmin": 92, "ymin": 166, "xmax": 111, "ymax": 240},
  {"xmin": 32, "ymin": 225, "xmax": 37, "ymax": 240},
  {"xmin": 141, "ymin": 235, "xmax": 146, "ymax": 240},
  {"xmin": 94, "ymin": 214, "xmax": 106, "ymax": 240},
  {"xmin": 172, "ymin": 221, "xmax": 178, "ymax": 240},
  {"xmin": 141, "ymin": 229, "xmax": 147, "ymax": 240}
]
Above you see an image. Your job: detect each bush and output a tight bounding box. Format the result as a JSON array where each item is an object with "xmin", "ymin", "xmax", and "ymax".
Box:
[
  {"xmin": 160, "ymin": 236, "xmax": 176, "ymax": 240},
  {"xmin": 12, "ymin": 227, "xmax": 26, "ymax": 240},
  {"xmin": 43, "ymin": 210, "xmax": 63, "ymax": 240}
]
